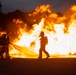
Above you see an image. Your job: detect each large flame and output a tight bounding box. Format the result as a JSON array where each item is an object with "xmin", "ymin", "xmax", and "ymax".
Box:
[{"xmin": 9, "ymin": 4, "xmax": 76, "ymax": 58}]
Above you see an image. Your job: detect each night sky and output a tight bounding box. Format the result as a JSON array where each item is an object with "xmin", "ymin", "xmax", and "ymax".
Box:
[{"xmin": 0, "ymin": 0, "xmax": 76, "ymax": 13}]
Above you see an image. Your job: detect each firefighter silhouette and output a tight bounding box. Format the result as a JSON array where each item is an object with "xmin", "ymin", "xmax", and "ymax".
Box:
[
  {"xmin": 5, "ymin": 33, "xmax": 10, "ymax": 58},
  {"xmin": 38, "ymin": 31, "xmax": 50, "ymax": 59},
  {"xmin": 0, "ymin": 33, "xmax": 10, "ymax": 59},
  {"xmin": 0, "ymin": 34, "xmax": 6, "ymax": 58}
]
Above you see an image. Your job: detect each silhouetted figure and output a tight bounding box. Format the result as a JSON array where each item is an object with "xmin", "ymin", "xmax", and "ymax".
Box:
[
  {"xmin": 38, "ymin": 31, "xmax": 50, "ymax": 59},
  {"xmin": 0, "ymin": 34, "xmax": 6, "ymax": 58},
  {"xmin": 0, "ymin": 33, "xmax": 10, "ymax": 59},
  {"xmin": 5, "ymin": 33, "xmax": 10, "ymax": 58}
]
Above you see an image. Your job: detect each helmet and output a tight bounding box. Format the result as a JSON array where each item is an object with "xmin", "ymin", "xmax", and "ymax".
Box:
[{"xmin": 40, "ymin": 31, "xmax": 44, "ymax": 36}]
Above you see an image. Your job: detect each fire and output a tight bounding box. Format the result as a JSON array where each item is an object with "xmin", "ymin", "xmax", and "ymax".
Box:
[
  {"xmin": 70, "ymin": 5, "xmax": 76, "ymax": 12},
  {"xmin": 9, "ymin": 4, "xmax": 76, "ymax": 58}
]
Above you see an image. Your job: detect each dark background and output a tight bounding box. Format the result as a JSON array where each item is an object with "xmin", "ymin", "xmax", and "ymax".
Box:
[{"xmin": 1, "ymin": 0, "xmax": 76, "ymax": 13}]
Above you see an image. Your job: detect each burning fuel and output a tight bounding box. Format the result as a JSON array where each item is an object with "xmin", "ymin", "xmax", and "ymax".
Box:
[{"xmin": 8, "ymin": 4, "xmax": 76, "ymax": 58}]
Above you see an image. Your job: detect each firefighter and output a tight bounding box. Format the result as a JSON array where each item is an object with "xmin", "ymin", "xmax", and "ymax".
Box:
[
  {"xmin": 0, "ymin": 34, "xmax": 6, "ymax": 58},
  {"xmin": 0, "ymin": 33, "xmax": 10, "ymax": 59},
  {"xmin": 5, "ymin": 33, "xmax": 10, "ymax": 58},
  {"xmin": 38, "ymin": 31, "xmax": 50, "ymax": 59}
]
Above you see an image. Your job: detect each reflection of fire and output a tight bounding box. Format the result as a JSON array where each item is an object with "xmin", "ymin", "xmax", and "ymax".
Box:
[{"xmin": 9, "ymin": 5, "xmax": 76, "ymax": 58}]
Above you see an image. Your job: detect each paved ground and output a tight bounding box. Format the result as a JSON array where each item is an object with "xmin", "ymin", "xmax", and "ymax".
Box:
[{"xmin": 0, "ymin": 58, "xmax": 76, "ymax": 75}]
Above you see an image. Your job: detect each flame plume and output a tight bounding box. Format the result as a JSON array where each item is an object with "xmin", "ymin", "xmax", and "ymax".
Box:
[{"xmin": 9, "ymin": 4, "xmax": 76, "ymax": 58}]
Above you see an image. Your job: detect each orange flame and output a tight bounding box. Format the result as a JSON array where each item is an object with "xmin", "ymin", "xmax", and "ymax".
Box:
[{"xmin": 9, "ymin": 5, "xmax": 76, "ymax": 58}]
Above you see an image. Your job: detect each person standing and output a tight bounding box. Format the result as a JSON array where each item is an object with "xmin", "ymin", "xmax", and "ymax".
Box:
[
  {"xmin": 5, "ymin": 33, "xmax": 10, "ymax": 58},
  {"xmin": 0, "ymin": 34, "xmax": 6, "ymax": 58},
  {"xmin": 38, "ymin": 31, "xmax": 50, "ymax": 59}
]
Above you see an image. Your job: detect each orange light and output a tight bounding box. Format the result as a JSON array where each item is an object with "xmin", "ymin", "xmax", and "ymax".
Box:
[{"xmin": 9, "ymin": 5, "xmax": 76, "ymax": 58}]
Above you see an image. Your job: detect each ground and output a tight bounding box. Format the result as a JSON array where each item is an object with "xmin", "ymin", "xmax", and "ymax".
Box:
[{"xmin": 0, "ymin": 58, "xmax": 76, "ymax": 75}]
